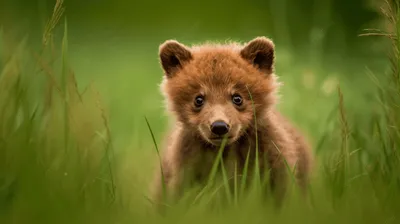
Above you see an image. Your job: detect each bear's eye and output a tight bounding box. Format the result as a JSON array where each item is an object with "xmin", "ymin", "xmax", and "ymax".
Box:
[
  {"xmin": 194, "ymin": 95, "xmax": 205, "ymax": 107},
  {"xmin": 232, "ymin": 94, "xmax": 243, "ymax": 106}
]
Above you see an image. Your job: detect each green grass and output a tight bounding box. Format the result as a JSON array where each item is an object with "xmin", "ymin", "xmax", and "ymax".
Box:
[{"xmin": 1, "ymin": 0, "xmax": 400, "ymax": 223}]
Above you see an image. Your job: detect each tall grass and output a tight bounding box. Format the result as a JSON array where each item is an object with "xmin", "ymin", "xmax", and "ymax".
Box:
[
  {"xmin": 0, "ymin": 0, "xmax": 400, "ymax": 223},
  {"xmin": 0, "ymin": 1, "xmax": 123, "ymax": 223}
]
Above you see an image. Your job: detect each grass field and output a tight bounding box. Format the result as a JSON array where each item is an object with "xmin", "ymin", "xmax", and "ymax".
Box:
[{"xmin": 1, "ymin": 0, "xmax": 400, "ymax": 223}]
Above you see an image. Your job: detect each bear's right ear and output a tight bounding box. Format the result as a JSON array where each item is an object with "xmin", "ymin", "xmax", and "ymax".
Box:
[
  {"xmin": 240, "ymin": 36, "xmax": 275, "ymax": 75},
  {"xmin": 159, "ymin": 40, "xmax": 193, "ymax": 78}
]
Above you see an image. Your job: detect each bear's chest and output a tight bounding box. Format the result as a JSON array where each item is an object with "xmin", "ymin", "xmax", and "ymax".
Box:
[{"xmin": 185, "ymin": 142, "xmax": 263, "ymax": 186}]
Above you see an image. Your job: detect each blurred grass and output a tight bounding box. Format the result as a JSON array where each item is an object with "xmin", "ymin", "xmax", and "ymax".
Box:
[{"xmin": 1, "ymin": 0, "xmax": 400, "ymax": 223}]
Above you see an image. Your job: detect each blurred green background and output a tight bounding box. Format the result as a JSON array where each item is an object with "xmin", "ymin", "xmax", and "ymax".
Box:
[{"xmin": 0, "ymin": 0, "xmax": 397, "ymax": 223}]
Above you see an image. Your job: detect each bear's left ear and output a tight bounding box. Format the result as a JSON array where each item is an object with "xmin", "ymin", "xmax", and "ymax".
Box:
[
  {"xmin": 159, "ymin": 40, "xmax": 193, "ymax": 78},
  {"xmin": 240, "ymin": 37, "xmax": 275, "ymax": 74}
]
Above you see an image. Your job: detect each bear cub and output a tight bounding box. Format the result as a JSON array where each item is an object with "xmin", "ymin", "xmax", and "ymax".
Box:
[{"xmin": 150, "ymin": 36, "xmax": 313, "ymax": 208}]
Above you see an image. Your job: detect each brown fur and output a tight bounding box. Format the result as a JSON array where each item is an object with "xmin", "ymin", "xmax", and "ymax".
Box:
[{"xmin": 150, "ymin": 37, "xmax": 313, "ymax": 209}]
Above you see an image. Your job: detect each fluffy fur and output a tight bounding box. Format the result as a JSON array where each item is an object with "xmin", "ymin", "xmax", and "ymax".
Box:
[{"xmin": 150, "ymin": 36, "xmax": 313, "ymax": 209}]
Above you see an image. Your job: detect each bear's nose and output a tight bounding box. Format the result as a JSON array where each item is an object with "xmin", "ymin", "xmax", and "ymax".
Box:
[{"xmin": 210, "ymin": 120, "xmax": 230, "ymax": 136}]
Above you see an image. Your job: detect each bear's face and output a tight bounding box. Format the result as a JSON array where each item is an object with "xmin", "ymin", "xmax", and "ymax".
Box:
[{"xmin": 158, "ymin": 37, "xmax": 280, "ymax": 146}]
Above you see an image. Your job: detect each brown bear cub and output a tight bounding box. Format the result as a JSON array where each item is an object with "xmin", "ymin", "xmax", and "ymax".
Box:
[{"xmin": 150, "ymin": 36, "xmax": 313, "ymax": 208}]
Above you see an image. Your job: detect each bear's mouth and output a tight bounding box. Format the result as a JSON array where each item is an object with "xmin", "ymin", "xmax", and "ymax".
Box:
[{"xmin": 209, "ymin": 136, "xmax": 233, "ymax": 140}]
